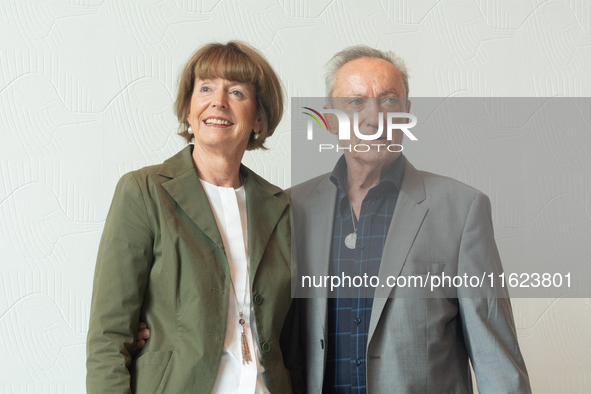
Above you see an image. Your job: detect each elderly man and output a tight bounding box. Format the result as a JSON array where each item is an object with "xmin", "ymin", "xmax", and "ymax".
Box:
[{"xmin": 292, "ymin": 46, "xmax": 531, "ymax": 393}]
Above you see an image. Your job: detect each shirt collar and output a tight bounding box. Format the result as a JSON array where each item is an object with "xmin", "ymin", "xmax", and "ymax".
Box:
[{"xmin": 329, "ymin": 153, "xmax": 405, "ymax": 196}]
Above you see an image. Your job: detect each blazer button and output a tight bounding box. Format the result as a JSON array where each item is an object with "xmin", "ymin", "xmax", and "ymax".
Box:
[
  {"xmin": 261, "ymin": 342, "xmax": 271, "ymax": 352},
  {"xmin": 253, "ymin": 294, "xmax": 264, "ymax": 305}
]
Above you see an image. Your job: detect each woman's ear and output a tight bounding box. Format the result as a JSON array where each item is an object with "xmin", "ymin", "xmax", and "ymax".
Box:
[{"xmin": 253, "ymin": 115, "xmax": 262, "ymax": 133}]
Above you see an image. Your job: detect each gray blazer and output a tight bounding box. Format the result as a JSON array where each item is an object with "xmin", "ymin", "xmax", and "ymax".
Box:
[{"xmin": 292, "ymin": 157, "xmax": 531, "ymax": 393}]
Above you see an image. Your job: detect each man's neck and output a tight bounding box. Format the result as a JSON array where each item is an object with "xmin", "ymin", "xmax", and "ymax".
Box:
[{"xmin": 344, "ymin": 153, "xmax": 400, "ymax": 218}]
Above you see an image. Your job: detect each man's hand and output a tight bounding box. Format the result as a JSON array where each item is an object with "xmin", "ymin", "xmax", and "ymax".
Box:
[{"xmin": 135, "ymin": 322, "xmax": 151, "ymax": 350}]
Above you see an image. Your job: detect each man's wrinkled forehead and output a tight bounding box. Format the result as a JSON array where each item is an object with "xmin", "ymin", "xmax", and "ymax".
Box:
[
  {"xmin": 332, "ymin": 57, "xmax": 407, "ymax": 98},
  {"xmin": 344, "ymin": 88, "xmax": 401, "ymax": 98}
]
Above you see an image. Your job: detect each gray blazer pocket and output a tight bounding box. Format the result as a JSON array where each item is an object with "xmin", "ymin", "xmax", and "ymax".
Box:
[{"xmin": 131, "ymin": 350, "xmax": 173, "ymax": 394}]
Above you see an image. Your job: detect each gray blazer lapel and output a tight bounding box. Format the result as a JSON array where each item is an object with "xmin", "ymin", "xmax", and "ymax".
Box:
[
  {"xmin": 368, "ymin": 159, "xmax": 428, "ymax": 343},
  {"xmin": 293, "ymin": 175, "xmax": 336, "ymax": 298},
  {"xmin": 306, "ymin": 176, "xmax": 336, "ymax": 281},
  {"xmin": 160, "ymin": 146, "xmax": 224, "ymax": 250},
  {"xmin": 303, "ymin": 176, "xmax": 336, "ymax": 336}
]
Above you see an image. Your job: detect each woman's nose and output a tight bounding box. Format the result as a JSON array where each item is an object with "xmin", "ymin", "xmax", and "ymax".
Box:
[{"xmin": 211, "ymin": 90, "xmax": 228, "ymax": 109}]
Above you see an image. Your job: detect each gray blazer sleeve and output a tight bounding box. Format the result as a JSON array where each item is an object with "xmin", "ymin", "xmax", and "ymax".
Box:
[{"xmin": 457, "ymin": 193, "xmax": 531, "ymax": 393}]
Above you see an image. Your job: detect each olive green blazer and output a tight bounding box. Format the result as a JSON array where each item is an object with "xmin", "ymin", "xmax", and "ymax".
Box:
[{"xmin": 86, "ymin": 146, "xmax": 302, "ymax": 394}]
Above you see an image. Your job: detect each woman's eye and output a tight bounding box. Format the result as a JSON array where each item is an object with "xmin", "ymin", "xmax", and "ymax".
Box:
[
  {"xmin": 231, "ymin": 90, "xmax": 244, "ymax": 98},
  {"xmin": 199, "ymin": 86, "xmax": 211, "ymax": 93}
]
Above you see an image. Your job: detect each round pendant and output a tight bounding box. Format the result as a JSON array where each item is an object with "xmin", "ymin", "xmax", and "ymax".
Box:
[
  {"xmin": 345, "ymin": 232, "xmax": 357, "ymax": 249},
  {"xmin": 239, "ymin": 318, "xmax": 245, "ymax": 325}
]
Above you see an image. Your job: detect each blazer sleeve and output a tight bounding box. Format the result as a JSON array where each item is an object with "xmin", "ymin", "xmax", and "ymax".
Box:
[
  {"xmin": 86, "ymin": 172, "xmax": 154, "ymax": 394},
  {"xmin": 457, "ymin": 193, "xmax": 532, "ymax": 394}
]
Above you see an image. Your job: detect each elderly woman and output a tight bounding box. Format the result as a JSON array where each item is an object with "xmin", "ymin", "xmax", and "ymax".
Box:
[{"xmin": 86, "ymin": 42, "xmax": 301, "ymax": 394}]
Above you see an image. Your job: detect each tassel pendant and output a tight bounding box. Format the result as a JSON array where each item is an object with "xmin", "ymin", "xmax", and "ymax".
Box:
[{"xmin": 239, "ymin": 314, "xmax": 252, "ymax": 365}]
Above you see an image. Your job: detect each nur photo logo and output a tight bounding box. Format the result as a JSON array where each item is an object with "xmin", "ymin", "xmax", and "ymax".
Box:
[{"xmin": 301, "ymin": 106, "xmax": 418, "ymax": 152}]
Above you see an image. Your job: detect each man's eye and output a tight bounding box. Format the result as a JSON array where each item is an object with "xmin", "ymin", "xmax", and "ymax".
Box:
[{"xmin": 351, "ymin": 99, "xmax": 362, "ymax": 105}]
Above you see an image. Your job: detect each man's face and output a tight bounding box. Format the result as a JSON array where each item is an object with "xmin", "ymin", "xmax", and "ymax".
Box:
[{"xmin": 326, "ymin": 57, "xmax": 410, "ymax": 165}]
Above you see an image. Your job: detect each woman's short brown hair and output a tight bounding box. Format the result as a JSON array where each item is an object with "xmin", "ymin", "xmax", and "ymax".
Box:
[{"xmin": 175, "ymin": 41, "xmax": 284, "ymax": 150}]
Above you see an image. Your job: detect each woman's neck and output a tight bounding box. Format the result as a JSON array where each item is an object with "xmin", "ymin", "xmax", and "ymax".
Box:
[{"xmin": 191, "ymin": 145, "xmax": 244, "ymax": 189}]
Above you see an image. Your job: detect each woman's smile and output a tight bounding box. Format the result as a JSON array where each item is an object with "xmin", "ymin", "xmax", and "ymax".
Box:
[{"xmin": 203, "ymin": 116, "xmax": 234, "ymax": 127}]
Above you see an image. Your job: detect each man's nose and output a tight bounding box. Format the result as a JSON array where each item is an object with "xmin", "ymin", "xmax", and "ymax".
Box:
[{"xmin": 364, "ymin": 98, "xmax": 381, "ymax": 128}]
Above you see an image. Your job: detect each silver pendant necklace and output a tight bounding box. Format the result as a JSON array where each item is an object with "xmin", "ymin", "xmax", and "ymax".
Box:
[{"xmin": 345, "ymin": 203, "xmax": 357, "ymax": 249}]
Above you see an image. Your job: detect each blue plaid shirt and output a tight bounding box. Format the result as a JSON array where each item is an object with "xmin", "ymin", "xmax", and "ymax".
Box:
[{"xmin": 323, "ymin": 154, "xmax": 405, "ymax": 394}]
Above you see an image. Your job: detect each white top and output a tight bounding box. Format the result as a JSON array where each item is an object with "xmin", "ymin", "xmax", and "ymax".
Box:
[{"xmin": 199, "ymin": 179, "xmax": 270, "ymax": 394}]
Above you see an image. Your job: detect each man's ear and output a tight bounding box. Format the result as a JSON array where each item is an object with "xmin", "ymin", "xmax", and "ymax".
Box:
[
  {"xmin": 323, "ymin": 104, "xmax": 338, "ymax": 136},
  {"xmin": 406, "ymin": 99, "xmax": 412, "ymax": 115}
]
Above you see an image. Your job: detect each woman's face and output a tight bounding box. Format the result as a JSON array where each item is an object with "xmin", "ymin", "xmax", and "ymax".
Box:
[{"xmin": 187, "ymin": 77, "xmax": 260, "ymax": 154}]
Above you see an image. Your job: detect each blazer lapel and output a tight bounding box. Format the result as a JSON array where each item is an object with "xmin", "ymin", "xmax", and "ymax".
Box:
[
  {"xmin": 160, "ymin": 146, "xmax": 224, "ymax": 250},
  {"xmin": 298, "ymin": 176, "xmax": 336, "ymax": 333},
  {"xmin": 159, "ymin": 147, "xmax": 289, "ymax": 288},
  {"xmin": 303, "ymin": 176, "xmax": 336, "ymax": 285},
  {"xmin": 242, "ymin": 168, "xmax": 288, "ymax": 285},
  {"xmin": 368, "ymin": 159, "xmax": 428, "ymax": 343},
  {"xmin": 305, "ymin": 178, "xmax": 337, "ymax": 379}
]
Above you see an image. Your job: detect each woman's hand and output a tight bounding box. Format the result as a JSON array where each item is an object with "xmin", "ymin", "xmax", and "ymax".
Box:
[{"xmin": 135, "ymin": 322, "xmax": 151, "ymax": 350}]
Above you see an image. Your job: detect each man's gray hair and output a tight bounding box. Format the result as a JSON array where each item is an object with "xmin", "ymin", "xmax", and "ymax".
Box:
[{"xmin": 325, "ymin": 45, "xmax": 410, "ymax": 98}]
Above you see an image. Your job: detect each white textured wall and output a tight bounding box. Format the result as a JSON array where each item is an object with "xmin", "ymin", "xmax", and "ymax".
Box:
[{"xmin": 1, "ymin": 1, "xmax": 589, "ymax": 393}]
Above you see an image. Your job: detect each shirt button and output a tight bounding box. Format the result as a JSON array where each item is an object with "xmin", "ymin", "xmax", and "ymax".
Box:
[
  {"xmin": 358, "ymin": 243, "xmax": 365, "ymax": 249},
  {"xmin": 253, "ymin": 294, "xmax": 263, "ymax": 305},
  {"xmin": 354, "ymin": 318, "xmax": 361, "ymax": 325},
  {"xmin": 261, "ymin": 342, "xmax": 271, "ymax": 352},
  {"xmin": 355, "ymin": 358, "xmax": 362, "ymax": 366}
]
